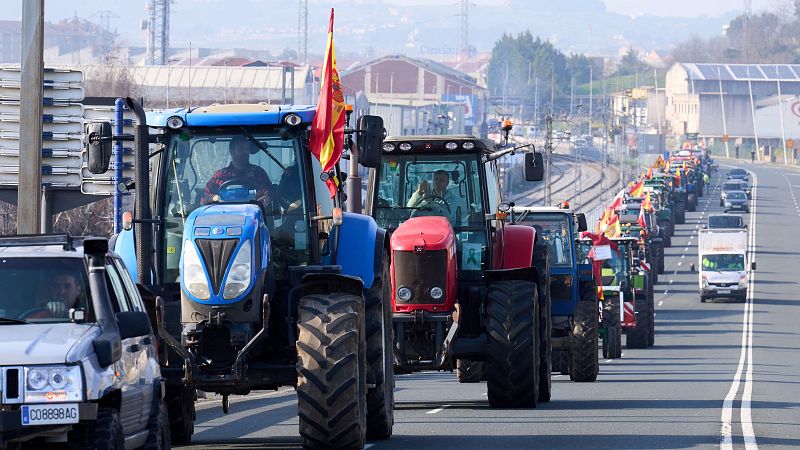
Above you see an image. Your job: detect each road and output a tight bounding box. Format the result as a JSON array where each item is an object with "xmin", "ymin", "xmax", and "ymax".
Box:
[{"xmin": 176, "ymin": 161, "xmax": 800, "ymax": 450}]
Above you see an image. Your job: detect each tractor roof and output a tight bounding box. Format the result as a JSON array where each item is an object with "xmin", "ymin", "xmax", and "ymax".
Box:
[
  {"xmin": 382, "ymin": 135, "xmax": 498, "ymax": 154},
  {"xmin": 512, "ymin": 206, "xmax": 574, "ymax": 215},
  {"xmin": 146, "ymin": 103, "xmax": 316, "ymax": 128}
]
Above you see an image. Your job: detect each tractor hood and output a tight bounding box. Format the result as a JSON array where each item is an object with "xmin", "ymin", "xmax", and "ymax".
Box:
[{"xmin": 391, "ymin": 216, "xmax": 454, "ymax": 252}]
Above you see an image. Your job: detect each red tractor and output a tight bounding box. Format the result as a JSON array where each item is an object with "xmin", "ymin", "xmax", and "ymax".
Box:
[{"xmin": 366, "ymin": 135, "xmax": 551, "ymax": 407}]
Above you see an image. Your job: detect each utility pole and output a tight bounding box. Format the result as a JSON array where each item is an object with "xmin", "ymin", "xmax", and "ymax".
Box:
[
  {"xmin": 545, "ymin": 111, "xmax": 553, "ymax": 205},
  {"xmin": 298, "ymin": 0, "xmax": 308, "ymax": 64},
  {"xmin": 146, "ymin": 0, "xmax": 170, "ymax": 65},
  {"xmin": 18, "ymin": 0, "xmax": 44, "ymax": 234},
  {"xmin": 457, "ymin": 0, "xmax": 472, "ymax": 62}
]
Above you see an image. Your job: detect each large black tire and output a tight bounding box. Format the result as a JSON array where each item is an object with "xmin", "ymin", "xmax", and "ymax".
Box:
[
  {"xmin": 364, "ymin": 252, "xmax": 394, "ymax": 440},
  {"xmin": 688, "ymin": 193, "xmax": 697, "ymax": 212},
  {"xmin": 485, "ymin": 280, "xmax": 540, "ymax": 408},
  {"xmin": 532, "ymin": 244, "xmax": 552, "ymax": 403},
  {"xmin": 297, "ymin": 293, "xmax": 367, "ymax": 450},
  {"xmin": 570, "ymin": 283, "xmax": 599, "ymax": 383},
  {"xmin": 143, "ymin": 399, "xmax": 171, "ymax": 450},
  {"xmin": 648, "ymin": 290, "xmax": 656, "ymax": 347},
  {"xmin": 456, "ymin": 359, "xmax": 484, "ymax": 383},
  {"xmin": 164, "ymin": 384, "xmax": 194, "ymax": 445},
  {"xmin": 675, "ymin": 202, "xmax": 686, "ymax": 224},
  {"xmin": 626, "ymin": 293, "xmax": 651, "ymax": 349},
  {"xmin": 552, "ymin": 349, "xmax": 570, "ymax": 375},
  {"xmin": 601, "ymin": 295, "xmax": 621, "ymax": 360},
  {"xmin": 68, "ymin": 407, "xmax": 124, "ymax": 450}
]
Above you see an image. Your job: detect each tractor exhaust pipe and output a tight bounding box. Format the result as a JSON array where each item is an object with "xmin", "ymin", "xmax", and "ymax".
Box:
[{"xmin": 126, "ymin": 97, "xmax": 153, "ymax": 285}]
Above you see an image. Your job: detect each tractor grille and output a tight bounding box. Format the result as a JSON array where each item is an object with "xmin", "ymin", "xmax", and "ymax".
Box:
[
  {"xmin": 393, "ymin": 249, "xmax": 447, "ymax": 305},
  {"xmin": 195, "ymin": 238, "xmax": 239, "ymax": 295}
]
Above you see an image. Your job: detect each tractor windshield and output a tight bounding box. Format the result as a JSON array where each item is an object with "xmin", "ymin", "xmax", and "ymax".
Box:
[
  {"xmin": 162, "ymin": 128, "xmax": 319, "ymax": 282},
  {"xmin": 517, "ymin": 213, "xmax": 573, "ymax": 267},
  {"xmin": 373, "ymin": 153, "xmax": 484, "ymax": 230},
  {"xmin": 600, "ymin": 243, "xmax": 630, "ymax": 284}
]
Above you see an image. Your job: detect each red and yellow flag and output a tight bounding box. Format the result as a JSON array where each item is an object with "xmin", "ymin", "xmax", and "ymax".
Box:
[
  {"xmin": 309, "ymin": 9, "xmax": 346, "ymax": 197},
  {"xmin": 646, "ymin": 167, "xmax": 653, "ymax": 179},
  {"xmin": 642, "ymin": 191, "xmax": 652, "ymax": 211},
  {"xmin": 629, "ymin": 179, "xmax": 644, "ymax": 197}
]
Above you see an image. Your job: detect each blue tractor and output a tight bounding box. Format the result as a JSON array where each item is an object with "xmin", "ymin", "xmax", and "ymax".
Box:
[
  {"xmin": 511, "ymin": 206, "xmax": 599, "ymax": 382},
  {"xmin": 85, "ymin": 99, "xmax": 394, "ymax": 449}
]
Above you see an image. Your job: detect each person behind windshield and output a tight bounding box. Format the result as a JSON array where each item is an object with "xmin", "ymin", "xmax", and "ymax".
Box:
[
  {"xmin": 204, "ymin": 136, "xmax": 273, "ymax": 204},
  {"xmin": 27, "ymin": 271, "xmax": 82, "ymax": 319},
  {"xmin": 406, "ymin": 169, "xmax": 466, "ymax": 223}
]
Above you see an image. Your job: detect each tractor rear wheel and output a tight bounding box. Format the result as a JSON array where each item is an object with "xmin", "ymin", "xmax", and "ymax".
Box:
[
  {"xmin": 485, "ymin": 280, "xmax": 540, "ymax": 408},
  {"xmin": 688, "ymin": 193, "xmax": 697, "ymax": 212},
  {"xmin": 364, "ymin": 252, "xmax": 394, "ymax": 440},
  {"xmin": 675, "ymin": 202, "xmax": 686, "ymax": 224},
  {"xmin": 570, "ymin": 283, "xmax": 599, "ymax": 383},
  {"xmin": 626, "ymin": 293, "xmax": 651, "ymax": 349},
  {"xmin": 532, "ymin": 244, "xmax": 552, "ymax": 403},
  {"xmin": 456, "ymin": 359, "xmax": 484, "ymax": 383},
  {"xmin": 297, "ymin": 293, "xmax": 367, "ymax": 450},
  {"xmin": 602, "ymin": 295, "xmax": 621, "ymax": 360}
]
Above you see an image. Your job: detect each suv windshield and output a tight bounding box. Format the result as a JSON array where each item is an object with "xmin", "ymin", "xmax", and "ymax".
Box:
[
  {"xmin": 727, "ymin": 192, "xmax": 746, "ymax": 200},
  {"xmin": 0, "ymin": 258, "xmax": 92, "ymax": 323},
  {"xmin": 703, "ymin": 254, "xmax": 745, "ymax": 271},
  {"xmin": 519, "ymin": 213, "xmax": 573, "ymax": 267},
  {"xmin": 708, "ymin": 215, "xmax": 743, "ymax": 228},
  {"xmin": 373, "ymin": 153, "xmax": 484, "ymax": 230}
]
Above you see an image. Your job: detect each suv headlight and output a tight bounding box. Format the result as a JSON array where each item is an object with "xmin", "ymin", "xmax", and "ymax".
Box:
[
  {"xmin": 24, "ymin": 366, "xmax": 84, "ymax": 403},
  {"xmin": 738, "ymin": 275, "xmax": 747, "ymax": 288},
  {"xmin": 223, "ymin": 239, "xmax": 252, "ymax": 299},
  {"xmin": 182, "ymin": 240, "xmax": 210, "ymax": 299}
]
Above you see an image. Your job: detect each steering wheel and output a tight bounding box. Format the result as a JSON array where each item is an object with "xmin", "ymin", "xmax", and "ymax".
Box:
[
  {"xmin": 411, "ymin": 194, "xmax": 451, "ymax": 219},
  {"xmin": 218, "ymin": 178, "xmax": 257, "ymax": 192},
  {"xmin": 19, "ymin": 307, "xmax": 49, "ymax": 319}
]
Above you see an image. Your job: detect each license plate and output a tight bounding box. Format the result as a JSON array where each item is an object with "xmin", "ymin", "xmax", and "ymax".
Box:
[
  {"xmin": 21, "ymin": 403, "xmax": 79, "ymax": 426},
  {"xmin": 717, "ymin": 290, "xmax": 730, "ymax": 294}
]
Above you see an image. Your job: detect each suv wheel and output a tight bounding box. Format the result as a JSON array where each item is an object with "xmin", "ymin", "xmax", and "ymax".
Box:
[
  {"xmin": 144, "ymin": 399, "xmax": 171, "ymax": 450},
  {"xmin": 68, "ymin": 407, "xmax": 124, "ymax": 450}
]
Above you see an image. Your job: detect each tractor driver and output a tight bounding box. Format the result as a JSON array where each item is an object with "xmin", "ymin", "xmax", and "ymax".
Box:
[
  {"xmin": 204, "ymin": 136, "xmax": 273, "ymax": 205},
  {"xmin": 406, "ymin": 169, "xmax": 466, "ymax": 224}
]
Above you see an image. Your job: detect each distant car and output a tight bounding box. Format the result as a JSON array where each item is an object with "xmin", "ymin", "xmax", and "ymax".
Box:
[
  {"xmin": 728, "ymin": 168, "xmax": 749, "ymax": 182},
  {"xmin": 0, "ymin": 235, "xmax": 169, "ymax": 449},
  {"xmin": 723, "ymin": 191, "xmax": 749, "ymax": 213},
  {"xmin": 707, "ymin": 214, "xmax": 746, "ymax": 229},
  {"xmin": 574, "ymin": 138, "xmax": 589, "ymax": 148},
  {"xmin": 720, "ymin": 181, "xmax": 745, "ymax": 206}
]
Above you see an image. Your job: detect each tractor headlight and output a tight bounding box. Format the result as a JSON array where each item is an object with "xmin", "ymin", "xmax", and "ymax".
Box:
[
  {"xmin": 223, "ymin": 239, "xmax": 252, "ymax": 300},
  {"xmin": 429, "ymin": 286, "xmax": 443, "ymax": 299},
  {"xmin": 397, "ymin": 286, "xmax": 412, "ymax": 302},
  {"xmin": 182, "ymin": 241, "xmax": 210, "ymax": 299},
  {"xmin": 24, "ymin": 366, "xmax": 84, "ymax": 403}
]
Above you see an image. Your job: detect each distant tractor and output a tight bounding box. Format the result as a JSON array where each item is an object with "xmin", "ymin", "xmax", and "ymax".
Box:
[
  {"xmin": 513, "ymin": 207, "xmax": 600, "ymax": 382},
  {"xmin": 366, "ymin": 135, "xmax": 552, "ymax": 406}
]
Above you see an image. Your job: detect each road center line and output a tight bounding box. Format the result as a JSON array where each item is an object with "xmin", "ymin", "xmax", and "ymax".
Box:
[
  {"xmin": 426, "ymin": 405, "xmax": 450, "ymax": 414},
  {"xmin": 658, "ymin": 300, "xmax": 663, "ymax": 306}
]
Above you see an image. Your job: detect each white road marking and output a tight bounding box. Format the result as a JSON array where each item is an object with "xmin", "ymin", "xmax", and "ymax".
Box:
[
  {"xmin": 721, "ymin": 168, "xmax": 758, "ymax": 450},
  {"xmin": 658, "ymin": 300, "xmax": 663, "ymax": 306},
  {"xmin": 673, "ymin": 270, "xmax": 678, "ymax": 275},
  {"xmin": 669, "ymin": 279, "xmax": 674, "ymax": 284},
  {"xmin": 605, "ymin": 359, "xmax": 614, "ymax": 363},
  {"xmin": 426, "ymin": 405, "xmax": 451, "ymax": 414},
  {"xmin": 681, "ymin": 254, "xmax": 686, "ymax": 259},
  {"xmin": 663, "ymin": 290, "xmax": 669, "ymax": 295},
  {"xmin": 677, "ymin": 261, "xmax": 682, "ymax": 266},
  {"xmin": 684, "ymin": 247, "xmax": 689, "ymax": 252}
]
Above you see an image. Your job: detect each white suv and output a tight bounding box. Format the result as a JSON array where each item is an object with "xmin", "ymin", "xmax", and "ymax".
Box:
[{"xmin": 0, "ymin": 235, "xmax": 168, "ymax": 450}]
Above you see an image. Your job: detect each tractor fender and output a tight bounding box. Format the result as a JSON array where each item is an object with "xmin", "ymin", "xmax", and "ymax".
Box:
[
  {"xmin": 336, "ymin": 212, "xmax": 379, "ymax": 289},
  {"xmin": 114, "ymin": 227, "xmax": 138, "ymax": 282},
  {"xmin": 501, "ymin": 224, "xmax": 536, "ymax": 270},
  {"xmin": 298, "ymin": 272, "xmax": 365, "ymax": 298}
]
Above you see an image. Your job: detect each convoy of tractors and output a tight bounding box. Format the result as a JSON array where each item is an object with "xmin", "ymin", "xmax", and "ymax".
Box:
[{"xmin": 77, "ymin": 97, "xmax": 716, "ymax": 450}]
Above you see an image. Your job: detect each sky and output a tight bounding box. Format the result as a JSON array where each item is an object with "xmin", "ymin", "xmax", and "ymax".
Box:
[{"xmin": 0, "ymin": 0, "xmax": 784, "ymax": 57}]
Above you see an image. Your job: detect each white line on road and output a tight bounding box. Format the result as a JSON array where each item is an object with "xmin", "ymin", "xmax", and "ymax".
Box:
[
  {"xmin": 721, "ymin": 168, "xmax": 758, "ymax": 450},
  {"xmin": 658, "ymin": 300, "xmax": 663, "ymax": 306},
  {"xmin": 684, "ymin": 246, "xmax": 689, "ymax": 252},
  {"xmin": 677, "ymin": 261, "xmax": 682, "ymax": 266},
  {"xmin": 426, "ymin": 405, "xmax": 451, "ymax": 414},
  {"xmin": 681, "ymin": 254, "xmax": 685, "ymax": 259},
  {"xmin": 663, "ymin": 290, "xmax": 669, "ymax": 295},
  {"xmin": 668, "ymin": 279, "xmax": 674, "ymax": 284}
]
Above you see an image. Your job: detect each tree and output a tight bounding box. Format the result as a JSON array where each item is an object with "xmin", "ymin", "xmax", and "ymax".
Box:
[{"xmin": 616, "ymin": 49, "xmax": 646, "ymax": 76}]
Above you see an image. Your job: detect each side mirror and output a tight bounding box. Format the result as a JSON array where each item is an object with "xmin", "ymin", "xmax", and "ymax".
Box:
[
  {"xmin": 356, "ymin": 115, "xmax": 384, "ymax": 168},
  {"xmin": 116, "ymin": 311, "xmax": 153, "ymax": 340},
  {"xmin": 750, "ymin": 261, "xmax": 756, "ymax": 271},
  {"xmin": 524, "ymin": 152, "xmax": 544, "ymax": 181},
  {"xmin": 743, "ymin": 224, "xmax": 748, "ymax": 229},
  {"xmin": 85, "ymin": 121, "xmax": 113, "ymax": 174},
  {"xmin": 575, "ymin": 213, "xmax": 588, "ymax": 233}
]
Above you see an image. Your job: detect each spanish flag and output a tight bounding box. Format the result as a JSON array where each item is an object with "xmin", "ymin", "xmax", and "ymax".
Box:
[
  {"xmin": 646, "ymin": 167, "xmax": 653, "ymax": 179},
  {"xmin": 309, "ymin": 9, "xmax": 346, "ymax": 197},
  {"xmin": 643, "ymin": 191, "xmax": 652, "ymax": 211},
  {"xmin": 629, "ymin": 179, "xmax": 644, "ymax": 197}
]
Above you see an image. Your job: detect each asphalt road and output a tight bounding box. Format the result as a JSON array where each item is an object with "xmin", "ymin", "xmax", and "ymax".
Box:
[{"xmin": 176, "ymin": 161, "xmax": 800, "ymax": 450}]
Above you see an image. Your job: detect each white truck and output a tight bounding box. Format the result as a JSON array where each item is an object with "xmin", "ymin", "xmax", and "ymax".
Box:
[{"xmin": 695, "ymin": 228, "xmax": 755, "ymax": 302}]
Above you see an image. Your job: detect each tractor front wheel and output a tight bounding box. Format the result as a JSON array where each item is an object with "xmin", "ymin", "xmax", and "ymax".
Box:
[
  {"xmin": 485, "ymin": 280, "xmax": 540, "ymax": 408},
  {"xmin": 456, "ymin": 359, "xmax": 484, "ymax": 383},
  {"xmin": 364, "ymin": 252, "xmax": 394, "ymax": 440},
  {"xmin": 533, "ymin": 244, "xmax": 552, "ymax": 403},
  {"xmin": 297, "ymin": 293, "xmax": 367, "ymax": 450}
]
